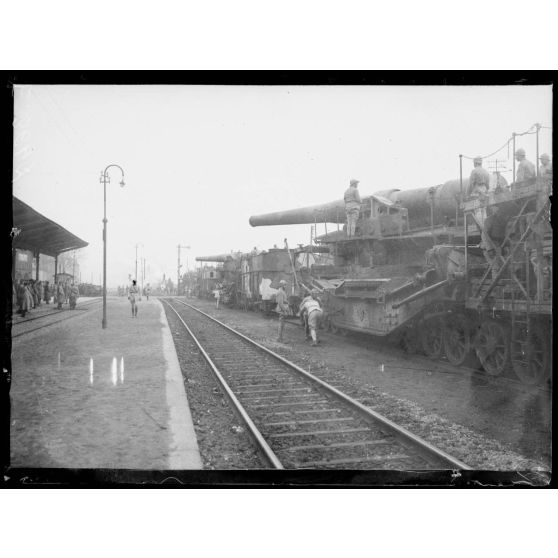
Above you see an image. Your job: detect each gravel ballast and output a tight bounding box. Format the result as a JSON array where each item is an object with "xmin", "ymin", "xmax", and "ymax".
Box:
[{"xmin": 174, "ymin": 297, "xmax": 550, "ymax": 472}]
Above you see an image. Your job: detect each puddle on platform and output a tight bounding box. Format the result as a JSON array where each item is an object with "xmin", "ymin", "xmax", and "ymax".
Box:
[
  {"xmin": 119, "ymin": 357, "xmax": 125, "ymax": 384},
  {"xmin": 89, "ymin": 358, "xmax": 94, "ymax": 385},
  {"xmin": 111, "ymin": 357, "xmax": 117, "ymax": 386}
]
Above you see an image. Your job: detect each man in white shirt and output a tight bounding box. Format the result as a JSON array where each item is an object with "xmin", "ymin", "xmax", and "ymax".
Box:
[{"xmin": 299, "ymin": 289, "xmax": 324, "ymax": 347}]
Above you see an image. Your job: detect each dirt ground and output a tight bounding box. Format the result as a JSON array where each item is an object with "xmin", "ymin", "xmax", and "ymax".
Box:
[{"xmin": 181, "ymin": 297, "xmax": 551, "ymax": 471}]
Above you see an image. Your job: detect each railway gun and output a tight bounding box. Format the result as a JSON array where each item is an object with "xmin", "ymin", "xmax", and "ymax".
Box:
[{"xmin": 250, "ymin": 174, "xmax": 552, "ymax": 385}]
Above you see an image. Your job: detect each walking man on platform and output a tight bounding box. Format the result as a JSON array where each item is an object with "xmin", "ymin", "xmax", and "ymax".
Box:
[
  {"xmin": 275, "ymin": 279, "xmax": 290, "ymax": 343},
  {"xmin": 129, "ymin": 279, "xmax": 140, "ymax": 317},
  {"xmin": 344, "ymin": 178, "xmax": 362, "ymax": 237}
]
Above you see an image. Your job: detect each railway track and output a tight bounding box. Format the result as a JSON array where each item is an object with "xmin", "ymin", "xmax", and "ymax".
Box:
[
  {"xmin": 186, "ymin": 298, "xmax": 551, "ymax": 394},
  {"xmin": 164, "ymin": 297, "xmax": 471, "ymax": 470},
  {"xmin": 12, "ymin": 298, "xmax": 102, "ymax": 338}
]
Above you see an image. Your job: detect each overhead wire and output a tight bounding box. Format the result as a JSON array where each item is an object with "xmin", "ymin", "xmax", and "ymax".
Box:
[{"xmin": 460, "ymin": 122, "xmax": 549, "ymax": 161}]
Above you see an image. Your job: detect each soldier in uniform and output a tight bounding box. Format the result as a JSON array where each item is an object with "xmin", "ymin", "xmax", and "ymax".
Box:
[
  {"xmin": 299, "ymin": 289, "xmax": 324, "ymax": 347},
  {"xmin": 128, "ymin": 279, "xmax": 140, "ymax": 317},
  {"xmin": 44, "ymin": 281, "xmax": 51, "ymax": 304},
  {"xmin": 539, "ymin": 153, "xmax": 552, "ymax": 179},
  {"xmin": 56, "ymin": 281, "xmax": 65, "ymax": 310},
  {"xmin": 344, "ymin": 178, "xmax": 362, "ymax": 237},
  {"xmin": 467, "ymin": 156, "xmax": 490, "ymax": 227},
  {"xmin": 275, "ymin": 279, "xmax": 290, "ymax": 343},
  {"xmin": 69, "ymin": 282, "xmax": 80, "ymax": 309},
  {"xmin": 16, "ymin": 280, "xmax": 31, "ymax": 317},
  {"xmin": 467, "ymin": 156, "xmax": 490, "ymax": 198},
  {"xmin": 514, "ymin": 148, "xmax": 536, "ymax": 186}
]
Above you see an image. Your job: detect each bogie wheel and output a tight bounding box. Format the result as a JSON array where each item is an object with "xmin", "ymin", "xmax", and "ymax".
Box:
[
  {"xmin": 420, "ymin": 316, "xmax": 444, "ymax": 359},
  {"xmin": 399, "ymin": 328, "xmax": 418, "ymax": 354},
  {"xmin": 511, "ymin": 323, "xmax": 550, "ymax": 385},
  {"xmin": 443, "ymin": 313, "xmax": 481, "ymax": 368},
  {"xmin": 327, "ymin": 317, "xmax": 339, "ymax": 334},
  {"xmin": 475, "ymin": 319, "xmax": 510, "ymax": 376}
]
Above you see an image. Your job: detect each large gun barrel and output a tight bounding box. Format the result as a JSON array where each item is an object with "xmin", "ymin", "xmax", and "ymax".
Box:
[
  {"xmin": 249, "ymin": 180, "xmax": 465, "ymax": 229},
  {"xmin": 249, "ymin": 200, "xmax": 346, "ymax": 227},
  {"xmin": 196, "ymin": 254, "xmax": 233, "ymax": 263}
]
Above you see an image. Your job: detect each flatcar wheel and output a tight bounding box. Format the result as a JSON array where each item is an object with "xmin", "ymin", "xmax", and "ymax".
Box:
[
  {"xmin": 511, "ymin": 324, "xmax": 549, "ymax": 385},
  {"xmin": 329, "ymin": 321, "xmax": 340, "ymax": 334},
  {"xmin": 475, "ymin": 319, "xmax": 510, "ymax": 376},
  {"xmin": 420, "ymin": 316, "xmax": 444, "ymax": 359},
  {"xmin": 400, "ymin": 328, "xmax": 418, "ymax": 354},
  {"xmin": 443, "ymin": 313, "xmax": 480, "ymax": 368}
]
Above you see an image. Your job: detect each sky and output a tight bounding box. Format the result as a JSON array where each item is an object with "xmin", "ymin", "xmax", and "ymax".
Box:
[{"xmin": 13, "ymin": 84, "xmax": 552, "ymax": 288}]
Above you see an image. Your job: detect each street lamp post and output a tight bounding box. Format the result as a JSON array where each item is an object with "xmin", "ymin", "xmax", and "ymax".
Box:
[{"xmin": 100, "ymin": 164, "xmax": 126, "ymax": 329}]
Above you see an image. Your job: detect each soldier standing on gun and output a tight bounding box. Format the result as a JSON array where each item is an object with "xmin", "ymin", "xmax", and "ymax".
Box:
[
  {"xmin": 344, "ymin": 179, "xmax": 361, "ymax": 237},
  {"xmin": 467, "ymin": 156, "xmax": 490, "ymax": 227},
  {"xmin": 539, "ymin": 153, "xmax": 552, "ymax": 179},
  {"xmin": 514, "ymin": 148, "xmax": 536, "ymax": 186}
]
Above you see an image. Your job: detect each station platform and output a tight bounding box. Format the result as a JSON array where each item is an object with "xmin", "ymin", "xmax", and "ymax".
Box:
[
  {"xmin": 11, "ymin": 296, "xmax": 101, "ymax": 324},
  {"xmin": 10, "ymin": 296, "xmax": 202, "ymax": 470}
]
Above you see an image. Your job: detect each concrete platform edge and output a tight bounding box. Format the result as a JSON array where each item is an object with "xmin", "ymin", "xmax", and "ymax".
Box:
[{"xmin": 158, "ymin": 299, "xmax": 203, "ymax": 469}]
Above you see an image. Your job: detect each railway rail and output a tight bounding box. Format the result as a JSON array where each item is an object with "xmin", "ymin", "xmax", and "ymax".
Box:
[
  {"xmin": 12, "ymin": 298, "xmax": 102, "ymax": 338},
  {"xmin": 163, "ymin": 297, "xmax": 471, "ymax": 470}
]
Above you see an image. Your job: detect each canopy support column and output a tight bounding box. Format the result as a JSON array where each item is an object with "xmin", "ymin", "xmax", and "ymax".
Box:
[{"xmin": 35, "ymin": 251, "xmax": 40, "ymax": 281}]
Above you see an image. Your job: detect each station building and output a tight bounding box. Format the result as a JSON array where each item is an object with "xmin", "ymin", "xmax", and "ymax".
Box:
[{"xmin": 12, "ymin": 196, "xmax": 88, "ymax": 283}]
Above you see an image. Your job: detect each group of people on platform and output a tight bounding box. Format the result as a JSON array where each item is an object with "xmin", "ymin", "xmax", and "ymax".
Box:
[{"xmin": 14, "ymin": 278, "xmax": 79, "ymax": 318}]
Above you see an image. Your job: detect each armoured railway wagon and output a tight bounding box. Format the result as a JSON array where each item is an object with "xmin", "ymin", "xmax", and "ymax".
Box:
[
  {"xmin": 249, "ymin": 175, "xmax": 552, "ymax": 386},
  {"xmin": 196, "ymin": 248, "xmax": 303, "ymax": 312}
]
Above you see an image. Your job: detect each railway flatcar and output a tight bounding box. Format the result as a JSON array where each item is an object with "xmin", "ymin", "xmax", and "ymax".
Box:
[{"xmin": 195, "ymin": 264, "xmax": 223, "ymax": 299}]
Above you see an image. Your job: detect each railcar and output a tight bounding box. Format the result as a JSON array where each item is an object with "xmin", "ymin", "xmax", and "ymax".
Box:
[{"xmin": 196, "ymin": 248, "xmax": 307, "ymax": 313}]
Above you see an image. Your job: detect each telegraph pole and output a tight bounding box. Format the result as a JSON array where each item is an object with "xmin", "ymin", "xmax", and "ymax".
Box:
[
  {"xmin": 177, "ymin": 244, "xmax": 190, "ymax": 295},
  {"xmin": 177, "ymin": 244, "xmax": 181, "ymax": 295}
]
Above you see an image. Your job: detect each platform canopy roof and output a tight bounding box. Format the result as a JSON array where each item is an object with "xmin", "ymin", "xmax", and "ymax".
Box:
[{"xmin": 12, "ymin": 196, "xmax": 88, "ymax": 257}]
